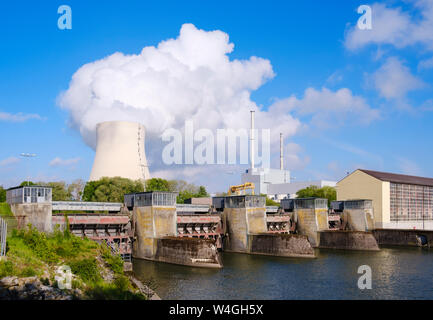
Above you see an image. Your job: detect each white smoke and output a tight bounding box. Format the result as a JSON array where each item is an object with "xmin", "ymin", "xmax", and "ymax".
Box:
[
  {"xmin": 58, "ymin": 23, "xmax": 300, "ymax": 151},
  {"xmin": 58, "ymin": 23, "xmax": 376, "ymax": 189}
]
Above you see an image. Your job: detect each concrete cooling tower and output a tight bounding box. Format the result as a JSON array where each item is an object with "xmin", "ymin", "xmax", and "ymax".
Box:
[{"xmin": 89, "ymin": 121, "xmax": 150, "ymax": 182}]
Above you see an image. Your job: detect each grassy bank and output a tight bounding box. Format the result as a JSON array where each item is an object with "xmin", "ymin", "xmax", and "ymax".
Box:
[
  {"xmin": 0, "ymin": 226, "xmax": 146, "ymax": 300},
  {"xmin": 0, "ymin": 203, "xmax": 13, "ymax": 217},
  {"xmin": 0, "ymin": 203, "xmax": 17, "ymax": 237}
]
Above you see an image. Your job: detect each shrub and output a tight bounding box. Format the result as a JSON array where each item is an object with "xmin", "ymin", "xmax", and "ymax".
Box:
[
  {"xmin": 69, "ymin": 258, "xmax": 102, "ymax": 284},
  {"xmin": 0, "ymin": 260, "xmax": 14, "ymax": 278},
  {"xmin": 102, "ymin": 249, "xmax": 124, "ymax": 275}
]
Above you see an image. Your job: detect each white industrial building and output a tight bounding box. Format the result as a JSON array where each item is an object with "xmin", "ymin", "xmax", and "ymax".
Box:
[
  {"xmin": 241, "ymin": 168, "xmax": 336, "ymax": 200},
  {"xmin": 241, "ymin": 167, "xmax": 290, "ymax": 195},
  {"xmin": 241, "ymin": 111, "xmax": 336, "ymax": 200}
]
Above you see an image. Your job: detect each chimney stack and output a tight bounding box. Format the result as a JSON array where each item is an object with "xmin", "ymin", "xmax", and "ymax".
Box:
[
  {"xmin": 280, "ymin": 133, "xmax": 284, "ymax": 170},
  {"xmin": 250, "ymin": 110, "xmax": 255, "ymax": 170}
]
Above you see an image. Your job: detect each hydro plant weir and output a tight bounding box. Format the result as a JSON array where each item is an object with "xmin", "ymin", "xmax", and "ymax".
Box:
[
  {"xmin": 221, "ymin": 195, "xmax": 315, "ymax": 258},
  {"xmin": 130, "ymin": 192, "xmax": 222, "ymax": 268}
]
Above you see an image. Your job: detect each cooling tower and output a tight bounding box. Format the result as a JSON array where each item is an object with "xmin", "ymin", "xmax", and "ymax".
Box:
[{"xmin": 89, "ymin": 121, "xmax": 150, "ymax": 182}]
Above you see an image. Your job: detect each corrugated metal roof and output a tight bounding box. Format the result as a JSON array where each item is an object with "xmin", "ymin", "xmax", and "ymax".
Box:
[{"xmin": 359, "ymin": 169, "xmax": 433, "ymax": 187}]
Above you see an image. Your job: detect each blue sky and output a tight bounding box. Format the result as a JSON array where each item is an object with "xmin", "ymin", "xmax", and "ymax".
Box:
[{"xmin": 1, "ymin": 0, "xmax": 433, "ymax": 192}]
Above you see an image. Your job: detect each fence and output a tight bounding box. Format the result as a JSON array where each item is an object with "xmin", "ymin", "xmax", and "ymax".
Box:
[{"xmin": 0, "ymin": 218, "xmax": 7, "ymax": 258}]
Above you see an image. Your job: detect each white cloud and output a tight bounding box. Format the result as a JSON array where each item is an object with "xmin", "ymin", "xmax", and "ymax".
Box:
[
  {"xmin": 58, "ymin": 23, "xmax": 304, "ymax": 179},
  {"xmin": 0, "ymin": 111, "xmax": 44, "ymax": 122},
  {"xmin": 58, "ymin": 23, "xmax": 297, "ymax": 150},
  {"xmin": 0, "ymin": 157, "xmax": 20, "ymax": 167},
  {"xmin": 418, "ymin": 56, "xmax": 433, "ymax": 70},
  {"xmin": 325, "ymin": 71, "xmax": 343, "ymax": 86},
  {"xmin": 345, "ymin": 1, "xmax": 433, "ymax": 51},
  {"xmin": 58, "ymin": 24, "xmax": 382, "ymax": 187},
  {"xmin": 369, "ymin": 57, "xmax": 425, "ymax": 99},
  {"xmin": 396, "ymin": 157, "xmax": 422, "ymax": 176},
  {"xmin": 320, "ymin": 137, "xmax": 384, "ymax": 168},
  {"xmin": 49, "ymin": 157, "xmax": 81, "ymax": 167},
  {"xmin": 269, "ymin": 87, "xmax": 380, "ymax": 128}
]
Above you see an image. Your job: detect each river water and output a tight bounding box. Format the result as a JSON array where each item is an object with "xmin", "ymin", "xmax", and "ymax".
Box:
[{"xmin": 133, "ymin": 247, "xmax": 433, "ymax": 300}]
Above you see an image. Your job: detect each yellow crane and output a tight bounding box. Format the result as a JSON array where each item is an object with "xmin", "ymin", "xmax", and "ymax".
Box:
[{"xmin": 228, "ymin": 182, "xmax": 255, "ymax": 195}]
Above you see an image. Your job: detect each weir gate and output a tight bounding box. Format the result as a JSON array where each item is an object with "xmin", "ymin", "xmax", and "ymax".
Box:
[{"xmin": 9, "ymin": 187, "xmax": 431, "ymax": 268}]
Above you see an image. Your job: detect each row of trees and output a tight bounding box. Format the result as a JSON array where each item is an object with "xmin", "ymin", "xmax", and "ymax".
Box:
[
  {"xmin": 83, "ymin": 177, "xmax": 209, "ymax": 203},
  {"xmin": 1, "ymin": 180, "xmax": 336, "ymax": 206},
  {"xmin": 145, "ymin": 178, "xmax": 209, "ymax": 203},
  {"xmin": 1, "ymin": 178, "xmax": 209, "ymax": 204}
]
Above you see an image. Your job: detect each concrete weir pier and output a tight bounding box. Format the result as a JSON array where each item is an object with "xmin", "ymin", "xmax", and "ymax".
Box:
[
  {"xmin": 220, "ymin": 195, "xmax": 314, "ymax": 258},
  {"xmin": 318, "ymin": 200, "xmax": 380, "ymax": 251},
  {"xmin": 128, "ymin": 192, "xmax": 222, "ymax": 268},
  {"xmin": 319, "ymin": 230, "xmax": 380, "ymax": 251},
  {"xmin": 281, "ymin": 198, "xmax": 329, "ymax": 248}
]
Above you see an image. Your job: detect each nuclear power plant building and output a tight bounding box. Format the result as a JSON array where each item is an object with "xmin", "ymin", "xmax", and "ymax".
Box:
[{"xmin": 89, "ymin": 121, "xmax": 150, "ymax": 182}]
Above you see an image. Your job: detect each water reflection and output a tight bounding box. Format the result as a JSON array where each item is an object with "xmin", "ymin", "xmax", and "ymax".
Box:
[{"xmin": 133, "ymin": 248, "xmax": 433, "ymax": 300}]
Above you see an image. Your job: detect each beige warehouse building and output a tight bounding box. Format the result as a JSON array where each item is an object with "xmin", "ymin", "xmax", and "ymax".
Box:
[{"xmin": 337, "ymin": 169, "xmax": 433, "ymax": 230}]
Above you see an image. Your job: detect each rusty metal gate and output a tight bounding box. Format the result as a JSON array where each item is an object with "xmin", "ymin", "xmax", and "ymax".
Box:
[{"xmin": 0, "ymin": 218, "xmax": 7, "ymax": 258}]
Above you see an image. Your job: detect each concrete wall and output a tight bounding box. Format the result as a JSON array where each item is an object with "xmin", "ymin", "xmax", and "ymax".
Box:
[
  {"xmin": 319, "ymin": 231, "xmax": 380, "ymax": 251},
  {"xmin": 342, "ymin": 208, "xmax": 374, "ymax": 231},
  {"xmin": 154, "ymin": 237, "xmax": 222, "ymax": 268},
  {"xmin": 132, "ymin": 206, "xmax": 177, "ymax": 259},
  {"xmin": 373, "ymin": 229, "xmax": 433, "ymax": 247},
  {"xmin": 337, "ymin": 170, "xmax": 389, "ymax": 228},
  {"xmin": 223, "ymin": 207, "xmax": 315, "ymax": 258},
  {"xmin": 249, "ymin": 234, "xmax": 315, "ymax": 258},
  {"xmin": 10, "ymin": 203, "xmax": 52, "ymax": 233},
  {"xmin": 292, "ymin": 208, "xmax": 328, "ymax": 247},
  {"xmin": 132, "ymin": 205, "xmax": 222, "ymax": 268},
  {"xmin": 223, "ymin": 207, "xmax": 267, "ymax": 252}
]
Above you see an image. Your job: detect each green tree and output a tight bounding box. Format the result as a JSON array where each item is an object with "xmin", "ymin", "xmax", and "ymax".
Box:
[
  {"xmin": 0, "ymin": 186, "xmax": 5, "ymax": 202},
  {"xmin": 296, "ymin": 185, "xmax": 336, "ymax": 206},
  {"xmin": 82, "ymin": 177, "xmax": 144, "ymax": 202},
  {"xmin": 20, "ymin": 181, "xmax": 36, "ymax": 186},
  {"xmin": 45, "ymin": 181, "xmax": 72, "ymax": 201},
  {"xmin": 68, "ymin": 179, "xmax": 86, "ymax": 201},
  {"xmin": 145, "ymin": 178, "xmax": 170, "ymax": 192},
  {"xmin": 197, "ymin": 186, "xmax": 209, "ymax": 198},
  {"xmin": 146, "ymin": 178, "xmax": 210, "ymax": 204}
]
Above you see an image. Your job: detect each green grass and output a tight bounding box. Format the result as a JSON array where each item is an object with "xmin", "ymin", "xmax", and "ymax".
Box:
[
  {"xmin": 0, "ymin": 203, "xmax": 13, "ymax": 217},
  {"xmin": 0, "ymin": 202, "xmax": 18, "ymax": 237},
  {"xmin": 0, "ymin": 226, "xmax": 146, "ymax": 299}
]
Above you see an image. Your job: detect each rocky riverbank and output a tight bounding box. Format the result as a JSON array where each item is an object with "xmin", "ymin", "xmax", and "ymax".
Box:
[
  {"xmin": 0, "ymin": 274, "xmax": 159, "ymax": 300},
  {"xmin": 0, "ymin": 226, "xmax": 151, "ymax": 300},
  {"xmin": 0, "ymin": 276, "xmax": 82, "ymax": 300}
]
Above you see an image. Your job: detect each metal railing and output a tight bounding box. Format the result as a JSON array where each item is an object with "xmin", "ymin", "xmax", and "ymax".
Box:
[
  {"xmin": 266, "ymin": 206, "xmax": 279, "ymax": 213},
  {"xmin": 176, "ymin": 204, "xmax": 210, "ymax": 213},
  {"xmin": 105, "ymin": 240, "xmax": 131, "ymax": 262},
  {"xmin": 52, "ymin": 201, "xmax": 122, "ymax": 212},
  {"xmin": 0, "ymin": 218, "xmax": 7, "ymax": 258}
]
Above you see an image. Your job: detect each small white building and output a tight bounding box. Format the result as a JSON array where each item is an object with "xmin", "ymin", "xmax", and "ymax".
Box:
[
  {"xmin": 268, "ymin": 180, "xmax": 337, "ymax": 200},
  {"xmin": 241, "ymin": 168, "xmax": 290, "ymax": 195},
  {"xmin": 241, "ymin": 167, "xmax": 336, "ymax": 200}
]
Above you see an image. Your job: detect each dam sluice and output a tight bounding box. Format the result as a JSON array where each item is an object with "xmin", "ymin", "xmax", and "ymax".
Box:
[{"xmin": 6, "ymin": 186, "xmax": 433, "ymax": 270}]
